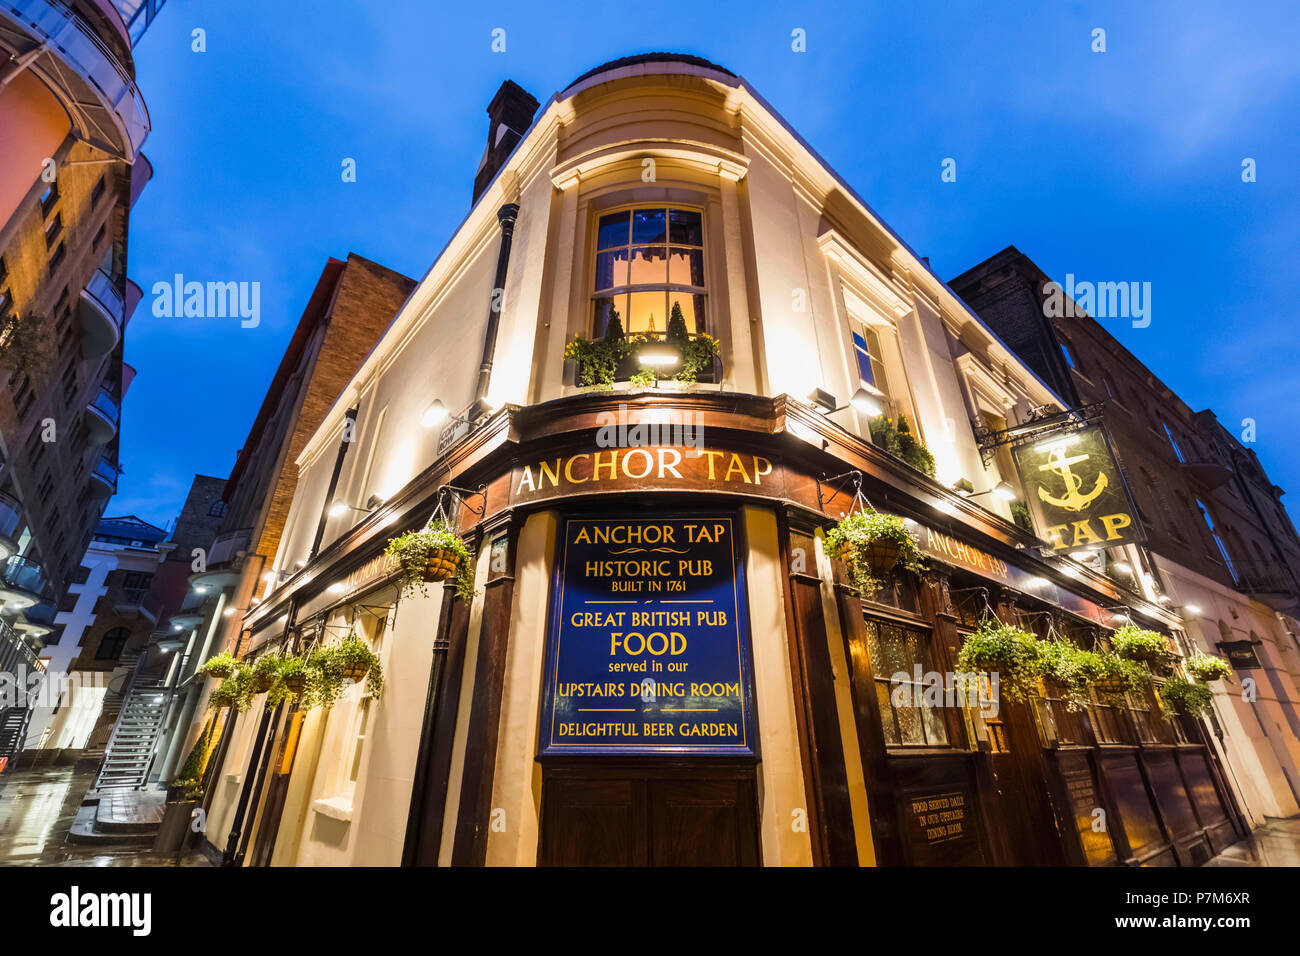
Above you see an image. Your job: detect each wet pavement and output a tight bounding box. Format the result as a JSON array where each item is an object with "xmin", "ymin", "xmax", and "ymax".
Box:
[
  {"xmin": 1203, "ymin": 815, "xmax": 1300, "ymax": 866},
  {"xmin": 0, "ymin": 767, "xmax": 209, "ymax": 867},
  {"xmin": 1, "ymin": 766, "xmax": 1297, "ymax": 867}
]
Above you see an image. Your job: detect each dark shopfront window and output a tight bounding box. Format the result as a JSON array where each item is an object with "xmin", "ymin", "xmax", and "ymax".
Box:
[{"xmin": 864, "ymin": 618, "xmax": 949, "ymax": 747}]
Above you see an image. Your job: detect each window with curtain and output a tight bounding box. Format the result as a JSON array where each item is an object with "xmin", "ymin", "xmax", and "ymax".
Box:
[{"xmin": 592, "ymin": 206, "xmax": 706, "ymax": 337}]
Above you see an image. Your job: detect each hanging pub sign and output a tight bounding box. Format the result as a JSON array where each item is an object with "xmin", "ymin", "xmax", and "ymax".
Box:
[
  {"xmin": 1011, "ymin": 424, "xmax": 1145, "ymax": 554},
  {"xmin": 539, "ymin": 514, "xmax": 757, "ymax": 756},
  {"xmin": 1217, "ymin": 640, "xmax": 1261, "ymax": 670}
]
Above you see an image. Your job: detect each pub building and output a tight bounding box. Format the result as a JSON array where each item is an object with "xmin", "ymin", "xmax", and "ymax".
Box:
[{"xmin": 183, "ymin": 54, "xmax": 1245, "ymax": 867}]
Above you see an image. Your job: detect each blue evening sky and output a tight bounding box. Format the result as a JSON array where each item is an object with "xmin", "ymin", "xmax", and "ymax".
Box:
[{"xmin": 119, "ymin": 1, "xmax": 1300, "ymax": 528}]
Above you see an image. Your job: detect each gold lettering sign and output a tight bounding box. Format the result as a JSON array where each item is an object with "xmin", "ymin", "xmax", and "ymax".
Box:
[
  {"xmin": 1011, "ymin": 425, "xmax": 1145, "ymax": 554},
  {"xmin": 511, "ymin": 447, "xmax": 777, "ymax": 503},
  {"xmin": 921, "ymin": 527, "xmax": 1011, "ymax": 581}
]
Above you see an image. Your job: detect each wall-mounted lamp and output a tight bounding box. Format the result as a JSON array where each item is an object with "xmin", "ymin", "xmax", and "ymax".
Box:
[
  {"xmin": 1112, "ymin": 560, "xmax": 1133, "ymax": 575},
  {"xmin": 421, "ymin": 398, "xmax": 494, "ymax": 429},
  {"xmin": 637, "ymin": 342, "xmax": 682, "ymax": 370},
  {"xmin": 328, "ymin": 498, "xmax": 378, "ymax": 519},
  {"xmin": 959, "ymin": 480, "xmax": 1018, "ymax": 502},
  {"xmin": 807, "ymin": 387, "xmax": 883, "ymax": 417}
]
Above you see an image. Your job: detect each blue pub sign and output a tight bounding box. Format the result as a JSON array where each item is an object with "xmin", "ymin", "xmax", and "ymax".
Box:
[{"xmin": 540, "ymin": 514, "xmax": 757, "ymax": 756}]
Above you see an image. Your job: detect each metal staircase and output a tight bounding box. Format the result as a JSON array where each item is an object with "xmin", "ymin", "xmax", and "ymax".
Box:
[
  {"xmin": 0, "ymin": 706, "xmax": 32, "ymax": 769},
  {"xmin": 93, "ymin": 676, "xmax": 170, "ymax": 790}
]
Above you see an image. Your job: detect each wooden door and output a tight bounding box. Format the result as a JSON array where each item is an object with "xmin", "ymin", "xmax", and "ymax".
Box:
[{"xmin": 540, "ymin": 766, "xmax": 759, "ymax": 866}]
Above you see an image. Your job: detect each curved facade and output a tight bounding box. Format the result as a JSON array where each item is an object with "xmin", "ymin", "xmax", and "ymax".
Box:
[{"xmin": 190, "ymin": 57, "xmax": 1246, "ymax": 867}]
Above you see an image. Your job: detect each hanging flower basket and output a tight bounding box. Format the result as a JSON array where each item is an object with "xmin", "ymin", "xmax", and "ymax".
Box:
[
  {"xmin": 197, "ymin": 651, "xmax": 238, "ymax": 680},
  {"xmin": 248, "ymin": 655, "xmax": 281, "ymax": 694},
  {"xmin": 385, "ymin": 519, "xmax": 475, "ymax": 601},
  {"xmin": 1184, "ymin": 652, "xmax": 1233, "ymax": 682},
  {"xmin": 1158, "ymin": 676, "xmax": 1214, "ymax": 719},
  {"xmin": 824, "ymin": 510, "xmax": 925, "ymax": 596},
  {"xmin": 1111, "ymin": 625, "xmax": 1170, "ymax": 664},
  {"xmin": 955, "ymin": 620, "xmax": 1042, "ymax": 702},
  {"xmin": 423, "ymin": 548, "xmax": 461, "ymax": 583},
  {"xmin": 310, "ymin": 632, "xmax": 385, "ymax": 707}
]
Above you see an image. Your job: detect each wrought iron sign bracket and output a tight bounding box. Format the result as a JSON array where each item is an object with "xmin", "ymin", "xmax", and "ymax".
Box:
[
  {"xmin": 973, "ymin": 402, "xmax": 1106, "ymax": 467},
  {"xmin": 430, "ymin": 483, "xmax": 487, "ymax": 523},
  {"xmin": 816, "ymin": 469, "xmax": 867, "ymax": 516}
]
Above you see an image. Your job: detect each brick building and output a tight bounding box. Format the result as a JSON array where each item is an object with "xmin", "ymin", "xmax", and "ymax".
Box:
[
  {"xmin": 950, "ymin": 245, "xmax": 1300, "ymax": 822},
  {"xmin": 154, "ymin": 254, "xmax": 415, "ymax": 785}
]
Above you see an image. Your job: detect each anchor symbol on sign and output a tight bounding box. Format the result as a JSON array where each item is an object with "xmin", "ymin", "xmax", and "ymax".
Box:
[{"xmin": 1037, "ymin": 443, "xmax": 1108, "ymax": 512}]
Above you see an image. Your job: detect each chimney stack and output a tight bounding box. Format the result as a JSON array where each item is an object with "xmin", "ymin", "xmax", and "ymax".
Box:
[{"xmin": 473, "ymin": 80, "xmax": 539, "ymax": 206}]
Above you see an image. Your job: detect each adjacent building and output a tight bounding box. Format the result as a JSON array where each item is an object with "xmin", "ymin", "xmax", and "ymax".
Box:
[
  {"xmin": 950, "ymin": 246, "xmax": 1300, "ymax": 825},
  {"xmin": 157, "ymin": 254, "xmax": 415, "ymax": 806},
  {"xmin": 186, "ymin": 55, "xmax": 1257, "ymax": 868},
  {"xmin": 0, "ymin": 0, "xmax": 162, "ymax": 771}
]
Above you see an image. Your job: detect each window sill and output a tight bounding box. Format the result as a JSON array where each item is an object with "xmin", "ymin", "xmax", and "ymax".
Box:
[{"xmin": 312, "ymin": 796, "xmax": 354, "ymax": 822}]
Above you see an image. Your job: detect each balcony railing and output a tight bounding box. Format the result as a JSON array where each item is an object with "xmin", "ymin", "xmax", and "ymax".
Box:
[
  {"xmin": 85, "ymin": 386, "xmax": 121, "ymax": 443},
  {"xmin": 0, "ymin": 492, "xmax": 21, "ymax": 558},
  {"xmin": 0, "ymin": 1, "xmax": 150, "ymax": 160},
  {"xmin": 90, "ymin": 456, "xmax": 120, "ymax": 498},
  {"xmin": 207, "ymin": 527, "xmax": 253, "ymax": 568},
  {"xmin": 1234, "ymin": 561, "xmax": 1299, "ymax": 600},
  {"xmin": 110, "ymin": 585, "xmax": 161, "ymax": 622},
  {"xmin": 2, "ymin": 555, "xmax": 47, "ymax": 603},
  {"xmin": 80, "ymin": 269, "xmax": 125, "ymax": 359}
]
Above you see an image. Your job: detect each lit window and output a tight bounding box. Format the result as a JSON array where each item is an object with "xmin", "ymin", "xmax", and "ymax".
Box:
[
  {"xmin": 592, "ymin": 206, "xmax": 705, "ymax": 337},
  {"xmin": 866, "ymin": 619, "xmax": 949, "ymax": 747}
]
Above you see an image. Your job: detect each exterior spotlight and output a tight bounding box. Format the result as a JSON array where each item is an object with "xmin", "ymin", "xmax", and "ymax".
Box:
[
  {"xmin": 1113, "ymin": 561, "xmax": 1133, "ymax": 575},
  {"xmin": 1158, "ymin": 595, "xmax": 1171, "ymax": 604},
  {"xmin": 849, "ymin": 388, "xmax": 884, "ymax": 417},
  {"xmin": 420, "ymin": 400, "xmax": 449, "ymax": 428},
  {"xmin": 637, "ymin": 343, "xmax": 681, "ymax": 369},
  {"xmin": 328, "ymin": 501, "xmax": 350, "ymax": 517},
  {"xmin": 194, "ymin": 585, "xmax": 207, "ymax": 594},
  {"xmin": 991, "ymin": 481, "xmax": 1017, "ymax": 501},
  {"xmin": 1183, "ymin": 603, "xmax": 1203, "ymax": 616},
  {"xmin": 328, "ymin": 582, "xmax": 346, "ymax": 594},
  {"xmin": 172, "ymin": 624, "xmax": 182, "ymax": 631},
  {"xmin": 962, "ymin": 480, "xmax": 1016, "ymax": 501},
  {"xmin": 263, "ymin": 571, "xmax": 277, "ymax": 582},
  {"xmin": 222, "ymin": 607, "xmax": 236, "ymax": 617}
]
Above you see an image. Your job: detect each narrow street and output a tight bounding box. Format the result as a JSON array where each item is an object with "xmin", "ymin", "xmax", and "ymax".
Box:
[{"xmin": 0, "ymin": 769, "xmax": 208, "ymax": 867}]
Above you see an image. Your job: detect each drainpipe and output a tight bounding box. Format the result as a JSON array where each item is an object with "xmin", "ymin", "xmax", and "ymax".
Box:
[
  {"xmin": 310, "ymin": 405, "xmax": 359, "ymax": 559},
  {"xmin": 470, "ymin": 203, "xmax": 520, "ymax": 416}
]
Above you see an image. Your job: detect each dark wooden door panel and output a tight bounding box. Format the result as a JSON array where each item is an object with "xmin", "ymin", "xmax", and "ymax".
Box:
[
  {"xmin": 541, "ymin": 778, "xmax": 645, "ymax": 866},
  {"xmin": 649, "ymin": 778, "xmax": 758, "ymax": 866},
  {"xmin": 540, "ymin": 768, "xmax": 759, "ymax": 866}
]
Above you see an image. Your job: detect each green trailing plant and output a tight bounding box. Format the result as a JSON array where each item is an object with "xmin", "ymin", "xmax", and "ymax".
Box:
[
  {"xmin": 248, "ymin": 654, "xmax": 282, "ymax": 694},
  {"xmin": 1009, "ymin": 501, "xmax": 1034, "ymax": 532},
  {"xmin": 0, "ymin": 312, "xmax": 50, "ymax": 378},
  {"xmin": 1183, "ymin": 652, "xmax": 1233, "ymax": 682},
  {"xmin": 384, "ymin": 519, "xmax": 475, "ymax": 601},
  {"xmin": 955, "ymin": 620, "xmax": 1042, "ymax": 703},
  {"xmin": 564, "ymin": 302, "xmax": 719, "ymax": 390},
  {"xmin": 197, "ymin": 651, "xmax": 238, "ymax": 680},
  {"xmin": 824, "ymin": 510, "xmax": 926, "ymax": 596},
  {"xmin": 1111, "ymin": 625, "xmax": 1170, "ymax": 664},
  {"xmin": 310, "ymin": 633, "xmax": 384, "ymax": 708},
  {"xmin": 207, "ymin": 666, "xmax": 252, "ymax": 712},
  {"xmin": 1158, "ymin": 676, "xmax": 1214, "ymax": 719},
  {"xmin": 1090, "ymin": 649, "xmax": 1152, "ymax": 702},
  {"xmin": 868, "ymin": 415, "xmax": 936, "ymax": 477},
  {"xmin": 1036, "ymin": 641, "xmax": 1105, "ymax": 709}
]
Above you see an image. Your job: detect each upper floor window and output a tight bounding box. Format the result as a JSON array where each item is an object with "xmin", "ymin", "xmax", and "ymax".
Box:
[
  {"xmin": 208, "ymin": 500, "xmax": 228, "ymax": 517},
  {"xmin": 1196, "ymin": 497, "xmax": 1237, "ymax": 579},
  {"xmin": 592, "ymin": 205, "xmax": 705, "ymax": 337},
  {"xmin": 852, "ymin": 325, "xmax": 889, "ymax": 396},
  {"xmin": 96, "ymin": 626, "xmax": 130, "ymax": 660},
  {"xmin": 1162, "ymin": 422, "xmax": 1185, "ymax": 463}
]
